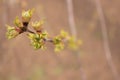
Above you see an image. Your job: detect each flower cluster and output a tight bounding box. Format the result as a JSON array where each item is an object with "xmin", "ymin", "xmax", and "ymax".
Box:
[
  {"xmin": 6, "ymin": 9, "xmax": 34, "ymax": 39},
  {"xmin": 28, "ymin": 31, "xmax": 48, "ymax": 49},
  {"xmin": 6, "ymin": 9, "xmax": 82, "ymax": 52}
]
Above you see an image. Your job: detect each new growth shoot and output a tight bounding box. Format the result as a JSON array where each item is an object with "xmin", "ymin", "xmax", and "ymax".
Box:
[{"xmin": 6, "ymin": 9, "xmax": 82, "ymax": 52}]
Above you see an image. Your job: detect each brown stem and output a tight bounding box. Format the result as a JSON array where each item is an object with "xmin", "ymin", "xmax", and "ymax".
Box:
[
  {"xmin": 27, "ymin": 29, "xmax": 35, "ymax": 34},
  {"xmin": 94, "ymin": 0, "xmax": 119, "ymax": 80},
  {"xmin": 26, "ymin": 29, "xmax": 54, "ymax": 43}
]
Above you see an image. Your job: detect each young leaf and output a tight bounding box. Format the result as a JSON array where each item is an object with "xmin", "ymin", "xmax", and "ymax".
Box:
[
  {"xmin": 28, "ymin": 33, "xmax": 46, "ymax": 50},
  {"xmin": 22, "ymin": 9, "xmax": 34, "ymax": 22},
  {"xmin": 32, "ymin": 20, "xmax": 44, "ymax": 31},
  {"xmin": 53, "ymin": 36, "xmax": 64, "ymax": 52},
  {"xmin": 54, "ymin": 43, "xmax": 64, "ymax": 52},
  {"xmin": 14, "ymin": 16, "xmax": 23, "ymax": 28},
  {"xmin": 59, "ymin": 30, "xmax": 69, "ymax": 39},
  {"xmin": 6, "ymin": 25, "xmax": 19, "ymax": 39}
]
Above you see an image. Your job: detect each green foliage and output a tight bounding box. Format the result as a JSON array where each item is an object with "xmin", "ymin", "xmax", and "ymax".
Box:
[
  {"xmin": 32, "ymin": 20, "xmax": 44, "ymax": 31},
  {"xmin": 6, "ymin": 25, "xmax": 19, "ymax": 39},
  {"xmin": 28, "ymin": 31, "xmax": 48, "ymax": 49},
  {"xmin": 6, "ymin": 9, "xmax": 82, "ymax": 52},
  {"xmin": 53, "ymin": 36, "xmax": 64, "ymax": 52}
]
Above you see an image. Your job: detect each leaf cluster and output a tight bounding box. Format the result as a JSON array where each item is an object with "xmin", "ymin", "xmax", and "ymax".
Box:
[{"xmin": 6, "ymin": 9, "xmax": 82, "ymax": 52}]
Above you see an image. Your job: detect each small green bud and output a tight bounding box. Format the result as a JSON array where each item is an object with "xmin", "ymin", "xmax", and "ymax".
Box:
[
  {"xmin": 14, "ymin": 16, "xmax": 23, "ymax": 28},
  {"xmin": 39, "ymin": 31, "xmax": 48, "ymax": 39},
  {"xmin": 68, "ymin": 37, "xmax": 82, "ymax": 50},
  {"xmin": 53, "ymin": 36, "xmax": 61, "ymax": 44},
  {"xmin": 54, "ymin": 43, "xmax": 64, "ymax": 52},
  {"xmin": 59, "ymin": 30, "xmax": 69, "ymax": 39},
  {"xmin": 32, "ymin": 20, "xmax": 44, "ymax": 31},
  {"xmin": 22, "ymin": 9, "xmax": 34, "ymax": 22},
  {"xmin": 53, "ymin": 36, "xmax": 64, "ymax": 52},
  {"xmin": 28, "ymin": 33, "xmax": 46, "ymax": 50},
  {"xmin": 32, "ymin": 41, "xmax": 44, "ymax": 50}
]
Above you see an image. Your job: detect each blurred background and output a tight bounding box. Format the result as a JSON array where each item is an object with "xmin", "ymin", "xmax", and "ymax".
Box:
[{"xmin": 0, "ymin": 0, "xmax": 120, "ymax": 80}]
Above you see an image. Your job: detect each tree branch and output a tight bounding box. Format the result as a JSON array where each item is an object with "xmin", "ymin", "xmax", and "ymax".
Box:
[
  {"xmin": 66, "ymin": 0, "xmax": 87, "ymax": 80},
  {"xmin": 94, "ymin": 0, "xmax": 119, "ymax": 80}
]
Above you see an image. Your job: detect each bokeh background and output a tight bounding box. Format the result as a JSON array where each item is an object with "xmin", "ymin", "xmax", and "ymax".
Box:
[{"xmin": 0, "ymin": 0, "xmax": 120, "ymax": 80}]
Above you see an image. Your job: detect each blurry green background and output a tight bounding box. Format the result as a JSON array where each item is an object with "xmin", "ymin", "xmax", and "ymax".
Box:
[{"xmin": 0, "ymin": 0, "xmax": 120, "ymax": 80}]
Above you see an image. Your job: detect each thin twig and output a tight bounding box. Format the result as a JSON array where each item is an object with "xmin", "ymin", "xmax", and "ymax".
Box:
[
  {"xmin": 66, "ymin": 0, "xmax": 87, "ymax": 80},
  {"xmin": 27, "ymin": 29, "xmax": 35, "ymax": 34},
  {"xmin": 94, "ymin": 0, "xmax": 120, "ymax": 80}
]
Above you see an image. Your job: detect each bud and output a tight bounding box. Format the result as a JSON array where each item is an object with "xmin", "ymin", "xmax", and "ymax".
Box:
[
  {"xmin": 39, "ymin": 31, "xmax": 48, "ymax": 39},
  {"xmin": 32, "ymin": 20, "xmax": 44, "ymax": 31},
  {"xmin": 54, "ymin": 43, "xmax": 64, "ymax": 52},
  {"xmin": 32, "ymin": 41, "xmax": 45, "ymax": 50},
  {"xmin": 59, "ymin": 30, "xmax": 69, "ymax": 39},
  {"xmin": 53, "ymin": 36, "xmax": 62, "ymax": 44},
  {"xmin": 6, "ymin": 25, "xmax": 19, "ymax": 39},
  {"xmin": 68, "ymin": 37, "xmax": 82, "ymax": 50},
  {"xmin": 53, "ymin": 36, "xmax": 64, "ymax": 52},
  {"xmin": 14, "ymin": 16, "xmax": 23, "ymax": 28},
  {"xmin": 22, "ymin": 9, "xmax": 34, "ymax": 23},
  {"xmin": 28, "ymin": 33, "xmax": 46, "ymax": 49}
]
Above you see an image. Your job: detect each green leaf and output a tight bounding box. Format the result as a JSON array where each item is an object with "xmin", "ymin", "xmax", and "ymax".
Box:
[{"xmin": 28, "ymin": 33, "xmax": 46, "ymax": 50}]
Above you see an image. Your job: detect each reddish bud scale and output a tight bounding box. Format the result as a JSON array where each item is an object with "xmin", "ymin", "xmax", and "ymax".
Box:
[
  {"xmin": 36, "ymin": 30, "xmax": 42, "ymax": 34},
  {"xmin": 15, "ymin": 27, "xmax": 22, "ymax": 33}
]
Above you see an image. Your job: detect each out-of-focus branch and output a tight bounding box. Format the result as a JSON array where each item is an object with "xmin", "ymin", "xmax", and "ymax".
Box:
[
  {"xmin": 66, "ymin": 0, "xmax": 77, "ymax": 39},
  {"xmin": 94, "ymin": 0, "xmax": 119, "ymax": 80},
  {"xmin": 66, "ymin": 0, "xmax": 87, "ymax": 80},
  {"xmin": 3, "ymin": 0, "xmax": 23, "ymax": 72}
]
